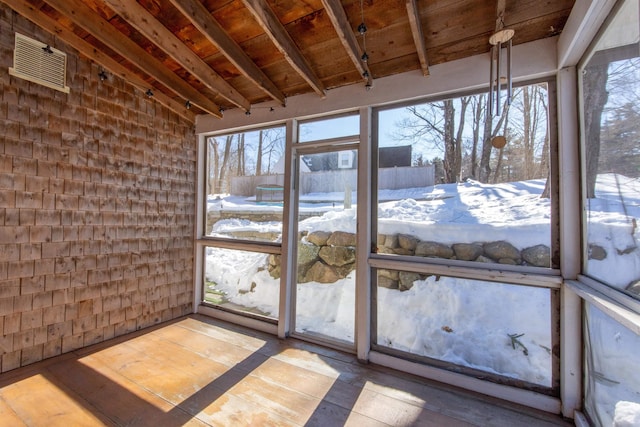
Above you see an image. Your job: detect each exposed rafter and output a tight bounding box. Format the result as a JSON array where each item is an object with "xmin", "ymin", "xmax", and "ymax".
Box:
[
  {"xmin": 168, "ymin": 0, "xmax": 285, "ymax": 106},
  {"xmin": 241, "ymin": 0, "xmax": 326, "ymax": 99},
  {"xmin": 320, "ymin": 0, "xmax": 372, "ymax": 87},
  {"xmin": 102, "ymin": 0, "xmax": 249, "ymax": 112},
  {"xmin": 39, "ymin": 0, "xmax": 222, "ymax": 118},
  {"xmin": 406, "ymin": 0, "xmax": 429, "ymax": 76},
  {"xmin": 2, "ymin": 0, "xmax": 197, "ymax": 122},
  {"xmin": 2, "ymin": 0, "xmax": 576, "ymax": 117}
]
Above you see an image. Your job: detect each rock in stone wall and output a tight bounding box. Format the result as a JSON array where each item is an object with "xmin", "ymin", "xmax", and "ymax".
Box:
[{"xmin": 268, "ymin": 230, "xmax": 356, "ymax": 283}]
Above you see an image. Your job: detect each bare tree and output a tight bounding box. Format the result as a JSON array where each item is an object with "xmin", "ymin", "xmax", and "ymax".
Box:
[
  {"xmin": 207, "ymin": 137, "xmax": 220, "ymax": 194},
  {"xmin": 236, "ymin": 132, "xmax": 245, "ymax": 176},
  {"xmin": 391, "ymin": 85, "xmax": 549, "ymax": 185},
  {"xmin": 400, "ymin": 98, "xmax": 469, "ymax": 183},
  {"xmin": 256, "ymin": 130, "xmax": 263, "ymax": 176},
  {"xmin": 492, "ymin": 107, "xmax": 510, "ymax": 183},
  {"xmin": 469, "ymin": 96, "xmax": 484, "ymax": 179},
  {"xmin": 218, "ymin": 134, "xmax": 233, "ymax": 193},
  {"xmin": 478, "ymin": 96, "xmax": 509, "ymax": 183},
  {"xmin": 584, "ymin": 62, "xmax": 610, "ymax": 198},
  {"xmin": 261, "ymin": 128, "xmax": 285, "ymax": 174}
]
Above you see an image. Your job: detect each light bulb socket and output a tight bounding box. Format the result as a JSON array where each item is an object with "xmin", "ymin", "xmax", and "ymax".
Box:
[
  {"xmin": 357, "ymin": 23, "xmax": 367, "ymax": 34},
  {"xmin": 361, "ymin": 52, "xmax": 369, "ymax": 62},
  {"xmin": 145, "ymin": 89, "xmax": 154, "ymax": 98}
]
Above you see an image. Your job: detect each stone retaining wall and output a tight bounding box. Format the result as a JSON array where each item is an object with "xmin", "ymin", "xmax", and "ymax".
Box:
[
  {"xmin": 377, "ymin": 233, "xmax": 551, "ymax": 267},
  {"xmin": 268, "ymin": 231, "xmax": 552, "ymax": 287}
]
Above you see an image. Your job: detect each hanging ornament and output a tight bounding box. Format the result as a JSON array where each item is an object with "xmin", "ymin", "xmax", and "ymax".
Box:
[
  {"xmin": 488, "ymin": 28, "xmax": 514, "ymax": 117},
  {"xmin": 491, "ymin": 135, "xmax": 507, "ymax": 149}
]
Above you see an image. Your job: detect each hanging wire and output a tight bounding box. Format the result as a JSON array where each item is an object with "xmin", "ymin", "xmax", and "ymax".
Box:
[{"xmin": 359, "ymin": 0, "xmax": 368, "ymax": 62}]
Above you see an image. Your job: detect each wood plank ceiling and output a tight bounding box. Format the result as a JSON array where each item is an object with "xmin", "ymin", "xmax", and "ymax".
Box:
[{"xmin": 4, "ymin": 0, "xmax": 576, "ymax": 121}]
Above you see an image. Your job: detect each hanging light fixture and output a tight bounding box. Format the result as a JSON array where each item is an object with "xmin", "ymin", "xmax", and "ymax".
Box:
[{"xmin": 488, "ymin": 28, "xmax": 514, "ymax": 117}]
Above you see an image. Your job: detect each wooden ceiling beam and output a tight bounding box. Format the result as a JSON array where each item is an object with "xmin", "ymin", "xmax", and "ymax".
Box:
[
  {"xmin": 1, "ymin": 0, "xmax": 196, "ymax": 121},
  {"xmin": 102, "ymin": 0, "xmax": 249, "ymax": 111},
  {"xmin": 168, "ymin": 0, "xmax": 285, "ymax": 106},
  {"xmin": 39, "ymin": 0, "xmax": 223, "ymax": 118},
  {"xmin": 406, "ymin": 0, "xmax": 429, "ymax": 76},
  {"xmin": 241, "ymin": 0, "xmax": 326, "ymax": 99},
  {"xmin": 320, "ymin": 0, "xmax": 372, "ymax": 87}
]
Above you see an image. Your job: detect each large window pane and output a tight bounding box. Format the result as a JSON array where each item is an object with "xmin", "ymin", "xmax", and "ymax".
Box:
[
  {"xmin": 205, "ymin": 127, "xmax": 285, "ymax": 242},
  {"xmin": 293, "ymin": 149, "xmax": 357, "ymax": 345},
  {"xmin": 375, "ymin": 269, "xmax": 554, "ymax": 388},
  {"xmin": 298, "ymin": 113, "xmax": 359, "ymax": 142},
  {"xmin": 581, "ymin": 0, "xmax": 640, "ymax": 299},
  {"xmin": 375, "ymin": 83, "xmax": 555, "ymax": 268},
  {"xmin": 203, "ymin": 247, "xmax": 279, "ymax": 320},
  {"xmin": 584, "ymin": 303, "xmax": 640, "ymax": 426}
]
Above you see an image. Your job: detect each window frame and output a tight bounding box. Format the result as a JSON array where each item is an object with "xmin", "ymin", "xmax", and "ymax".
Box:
[
  {"xmin": 574, "ymin": 0, "xmax": 640, "ymax": 423},
  {"xmin": 191, "ymin": 54, "xmax": 590, "ymax": 412},
  {"xmin": 368, "ymin": 77, "xmax": 562, "ymax": 394},
  {"xmin": 195, "ymin": 123, "xmax": 288, "ymax": 328},
  {"xmin": 370, "ymin": 77, "xmax": 560, "ymax": 275},
  {"xmin": 296, "ymin": 110, "xmax": 360, "ymax": 144},
  {"xmin": 577, "ymin": 0, "xmax": 640, "ymax": 307}
]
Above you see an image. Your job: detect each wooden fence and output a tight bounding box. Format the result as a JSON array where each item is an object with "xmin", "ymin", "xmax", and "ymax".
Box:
[{"xmin": 229, "ymin": 165, "xmax": 434, "ymax": 197}]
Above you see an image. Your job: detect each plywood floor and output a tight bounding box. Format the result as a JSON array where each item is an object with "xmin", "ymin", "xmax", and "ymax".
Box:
[{"xmin": 0, "ymin": 315, "xmax": 572, "ymax": 426}]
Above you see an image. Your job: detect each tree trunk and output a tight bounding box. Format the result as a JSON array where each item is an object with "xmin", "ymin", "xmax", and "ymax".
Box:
[
  {"xmin": 522, "ymin": 87, "xmax": 533, "ymax": 179},
  {"xmin": 492, "ymin": 108, "xmax": 510, "ymax": 183},
  {"xmin": 479, "ymin": 104, "xmax": 494, "ymax": 183},
  {"xmin": 218, "ymin": 134, "xmax": 233, "ymax": 193},
  {"xmin": 455, "ymin": 97, "xmax": 470, "ymax": 180},
  {"xmin": 256, "ymin": 130, "xmax": 263, "ymax": 176},
  {"xmin": 583, "ymin": 63, "xmax": 609, "ymax": 198},
  {"xmin": 470, "ymin": 96, "xmax": 483, "ymax": 179},
  {"xmin": 443, "ymin": 100, "xmax": 456, "ymax": 182},
  {"xmin": 209, "ymin": 138, "xmax": 219, "ymax": 194},
  {"xmin": 237, "ymin": 133, "xmax": 245, "ymax": 176},
  {"xmin": 481, "ymin": 97, "xmax": 511, "ymax": 183}
]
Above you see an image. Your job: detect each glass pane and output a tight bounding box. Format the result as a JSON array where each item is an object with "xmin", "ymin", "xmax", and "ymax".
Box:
[
  {"xmin": 581, "ymin": 0, "xmax": 640, "ymax": 299},
  {"xmin": 203, "ymin": 247, "xmax": 279, "ymax": 320},
  {"xmin": 584, "ymin": 303, "xmax": 640, "ymax": 426},
  {"xmin": 376, "ymin": 83, "xmax": 554, "ymax": 268},
  {"xmin": 294, "ymin": 149, "xmax": 357, "ymax": 344},
  {"xmin": 205, "ymin": 127, "xmax": 285, "ymax": 242},
  {"xmin": 375, "ymin": 269, "xmax": 553, "ymax": 387},
  {"xmin": 298, "ymin": 114, "xmax": 359, "ymax": 142}
]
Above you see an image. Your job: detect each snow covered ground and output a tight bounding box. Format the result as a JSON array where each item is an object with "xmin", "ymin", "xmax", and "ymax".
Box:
[{"xmin": 205, "ymin": 174, "xmax": 639, "ymax": 394}]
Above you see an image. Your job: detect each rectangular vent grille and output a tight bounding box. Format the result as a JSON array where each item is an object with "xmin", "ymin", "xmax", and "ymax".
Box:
[{"xmin": 9, "ymin": 33, "xmax": 69, "ymax": 93}]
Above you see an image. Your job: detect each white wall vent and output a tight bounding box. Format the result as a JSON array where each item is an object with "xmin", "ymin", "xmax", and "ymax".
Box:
[{"xmin": 9, "ymin": 33, "xmax": 69, "ymax": 93}]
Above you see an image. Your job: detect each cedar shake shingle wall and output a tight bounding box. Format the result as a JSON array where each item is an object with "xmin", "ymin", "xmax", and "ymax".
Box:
[{"xmin": 0, "ymin": 5, "xmax": 195, "ymax": 372}]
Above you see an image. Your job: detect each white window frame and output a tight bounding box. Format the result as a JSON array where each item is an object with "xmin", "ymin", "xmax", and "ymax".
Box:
[
  {"xmin": 193, "ymin": 30, "xmax": 584, "ymax": 415},
  {"xmin": 559, "ymin": 0, "xmax": 640, "ymax": 420}
]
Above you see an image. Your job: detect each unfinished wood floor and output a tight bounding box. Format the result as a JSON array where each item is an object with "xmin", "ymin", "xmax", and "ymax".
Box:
[{"xmin": 0, "ymin": 315, "xmax": 572, "ymax": 426}]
